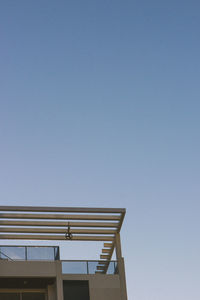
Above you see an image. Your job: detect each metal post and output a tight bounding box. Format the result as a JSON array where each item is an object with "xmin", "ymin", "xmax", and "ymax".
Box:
[
  {"xmin": 25, "ymin": 246, "xmax": 28, "ymax": 260},
  {"xmin": 54, "ymin": 247, "xmax": 56, "ymax": 260}
]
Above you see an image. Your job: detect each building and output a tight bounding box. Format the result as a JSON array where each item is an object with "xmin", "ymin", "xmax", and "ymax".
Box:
[{"xmin": 0, "ymin": 206, "xmax": 127, "ymax": 300}]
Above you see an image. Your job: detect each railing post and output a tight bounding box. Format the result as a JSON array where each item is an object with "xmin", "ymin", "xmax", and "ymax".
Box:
[
  {"xmin": 25, "ymin": 246, "xmax": 27, "ymax": 260},
  {"xmin": 58, "ymin": 246, "xmax": 60, "ymax": 260}
]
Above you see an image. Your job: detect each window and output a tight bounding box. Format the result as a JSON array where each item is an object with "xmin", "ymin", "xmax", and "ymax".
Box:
[
  {"xmin": 22, "ymin": 292, "xmax": 45, "ymax": 300},
  {"xmin": 0, "ymin": 293, "xmax": 20, "ymax": 300},
  {"xmin": 63, "ymin": 281, "xmax": 90, "ymax": 300}
]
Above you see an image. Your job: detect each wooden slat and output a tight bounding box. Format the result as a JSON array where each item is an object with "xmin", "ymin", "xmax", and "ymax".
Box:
[
  {"xmin": 98, "ymin": 261, "xmax": 109, "ymax": 265},
  {"xmin": 0, "ymin": 234, "xmax": 114, "ymax": 241},
  {"xmin": 100, "ymin": 254, "xmax": 110, "ymax": 259},
  {"xmin": 0, "ymin": 213, "xmax": 120, "ymax": 221},
  {"xmin": 95, "ymin": 271, "xmax": 104, "ymax": 274},
  {"xmin": 104, "ymin": 243, "xmax": 113, "ymax": 248},
  {"xmin": 97, "ymin": 266, "xmax": 105, "ymax": 270},
  {"xmin": 0, "ymin": 227, "xmax": 116, "ymax": 235},
  {"xmin": 101, "ymin": 242, "xmax": 115, "ymax": 273},
  {"xmin": 96, "ymin": 241, "xmax": 115, "ymax": 273},
  {"xmin": 0, "ymin": 220, "xmax": 119, "ymax": 228},
  {"xmin": 0, "ymin": 206, "xmax": 125, "ymax": 214},
  {"xmin": 98, "ymin": 260, "xmax": 111, "ymax": 264},
  {"xmin": 95, "ymin": 241, "xmax": 115, "ymax": 273},
  {"xmin": 102, "ymin": 249, "xmax": 111, "ymax": 253}
]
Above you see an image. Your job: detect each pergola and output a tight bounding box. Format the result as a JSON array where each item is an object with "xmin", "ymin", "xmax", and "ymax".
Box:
[{"xmin": 0, "ymin": 206, "xmax": 126, "ymax": 274}]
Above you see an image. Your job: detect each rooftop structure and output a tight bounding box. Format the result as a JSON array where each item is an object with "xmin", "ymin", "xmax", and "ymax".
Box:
[{"xmin": 0, "ymin": 206, "xmax": 127, "ymax": 300}]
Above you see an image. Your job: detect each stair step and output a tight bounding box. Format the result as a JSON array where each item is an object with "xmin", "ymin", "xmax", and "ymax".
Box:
[
  {"xmin": 100, "ymin": 254, "xmax": 110, "ymax": 259},
  {"xmin": 102, "ymin": 249, "xmax": 111, "ymax": 254},
  {"xmin": 104, "ymin": 243, "xmax": 113, "ymax": 248},
  {"xmin": 98, "ymin": 261, "xmax": 109, "ymax": 265},
  {"xmin": 97, "ymin": 266, "xmax": 105, "ymax": 270}
]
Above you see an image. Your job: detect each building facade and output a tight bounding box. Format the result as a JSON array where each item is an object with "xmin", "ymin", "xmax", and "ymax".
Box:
[{"xmin": 0, "ymin": 206, "xmax": 127, "ymax": 300}]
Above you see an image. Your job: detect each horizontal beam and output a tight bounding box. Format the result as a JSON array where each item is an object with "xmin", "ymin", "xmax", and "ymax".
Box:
[
  {"xmin": 0, "ymin": 227, "xmax": 116, "ymax": 235},
  {"xmin": 0, "ymin": 206, "xmax": 125, "ymax": 214},
  {"xmin": 0, "ymin": 220, "xmax": 119, "ymax": 228},
  {"xmin": 0, "ymin": 213, "xmax": 120, "ymax": 221},
  {"xmin": 0, "ymin": 234, "xmax": 114, "ymax": 241}
]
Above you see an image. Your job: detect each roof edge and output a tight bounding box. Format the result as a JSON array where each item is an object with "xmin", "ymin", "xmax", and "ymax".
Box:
[{"xmin": 0, "ymin": 206, "xmax": 126, "ymax": 214}]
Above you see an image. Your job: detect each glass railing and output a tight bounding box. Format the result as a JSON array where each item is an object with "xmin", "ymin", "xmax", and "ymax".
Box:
[
  {"xmin": 0, "ymin": 246, "xmax": 60, "ymax": 261},
  {"xmin": 62, "ymin": 260, "xmax": 118, "ymax": 275},
  {"xmin": 0, "ymin": 246, "xmax": 118, "ymax": 275}
]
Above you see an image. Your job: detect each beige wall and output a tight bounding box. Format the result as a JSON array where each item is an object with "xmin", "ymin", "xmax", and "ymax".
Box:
[
  {"xmin": 0, "ymin": 261, "xmax": 121, "ymax": 300},
  {"xmin": 0, "ymin": 261, "xmax": 57, "ymax": 277},
  {"xmin": 0, "ymin": 260, "xmax": 58, "ymax": 300},
  {"xmin": 89, "ymin": 275, "xmax": 121, "ymax": 300}
]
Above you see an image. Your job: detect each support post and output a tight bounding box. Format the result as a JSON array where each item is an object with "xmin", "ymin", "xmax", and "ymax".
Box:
[
  {"xmin": 56, "ymin": 261, "xmax": 64, "ymax": 300},
  {"xmin": 115, "ymin": 233, "xmax": 128, "ymax": 300}
]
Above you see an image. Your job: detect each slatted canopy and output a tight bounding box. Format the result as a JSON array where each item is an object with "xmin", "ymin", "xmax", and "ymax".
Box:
[{"xmin": 0, "ymin": 206, "xmax": 126, "ymax": 273}]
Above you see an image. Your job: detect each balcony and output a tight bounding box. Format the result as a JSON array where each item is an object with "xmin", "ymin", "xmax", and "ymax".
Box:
[
  {"xmin": 0, "ymin": 246, "xmax": 118, "ymax": 275},
  {"xmin": 62, "ymin": 260, "xmax": 118, "ymax": 275}
]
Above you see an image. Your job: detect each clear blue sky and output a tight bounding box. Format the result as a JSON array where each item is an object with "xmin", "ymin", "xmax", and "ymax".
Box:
[{"xmin": 0, "ymin": 1, "xmax": 200, "ymax": 299}]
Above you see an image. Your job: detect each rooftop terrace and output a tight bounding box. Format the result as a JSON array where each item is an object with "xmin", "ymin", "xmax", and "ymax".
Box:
[
  {"xmin": 0, "ymin": 245, "xmax": 118, "ymax": 275},
  {"xmin": 0, "ymin": 206, "xmax": 125, "ymax": 274}
]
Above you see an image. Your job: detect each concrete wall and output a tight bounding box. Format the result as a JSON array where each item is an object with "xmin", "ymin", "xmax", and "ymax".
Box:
[
  {"xmin": 0, "ymin": 260, "xmax": 58, "ymax": 300},
  {"xmin": 89, "ymin": 275, "xmax": 121, "ymax": 300},
  {"xmin": 0, "ymin": 261, "xmax": 121, "ymax": 300},
  {"xmin": 0, "ymin": 261, "xmax": 57, "ymax": 277}
]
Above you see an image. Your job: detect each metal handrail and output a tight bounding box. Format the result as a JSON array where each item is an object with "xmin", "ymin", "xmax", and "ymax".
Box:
[
  {"xmin": 61, "ymin": 259, "xmax": 118, "ymax": 262},
  {"xmin": 0, "ymin": 250, "xmax": 14, "ymax": 261},
  {"xmin": 0, "ymin": 245, "xmax": 59, "ymax": 248}
]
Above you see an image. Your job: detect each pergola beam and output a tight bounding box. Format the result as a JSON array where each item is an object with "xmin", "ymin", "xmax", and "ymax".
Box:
[
  {"xmin": 0, "ymin": 213, "xmax": 120, "ymax": 221},
  {"xmin": 0, "ymin": 227, "xmax": 116, "ymax": 235},
  {"xmin": 0, "ymin": 234, "xmax": 114, "ymax": 241},
  {"xmin": 0, "ymin": 220, "xmax": 119, "ymax": 228},
  {"xmin": 0, "ymin": 206, "xmax": 125, "ymax": 214}
]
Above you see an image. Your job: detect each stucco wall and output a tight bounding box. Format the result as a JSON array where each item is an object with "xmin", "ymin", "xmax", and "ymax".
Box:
[
  {"xmin": 0, "ymin": 261, "xmax": 57, "ymax": 277},
  {"xmin": 89, "ymin": 275, "xmax": 121, "ymax": 300},
  {"xmin": 0, "ymin": 261, "xmax": 121, "ymax": 300}
]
